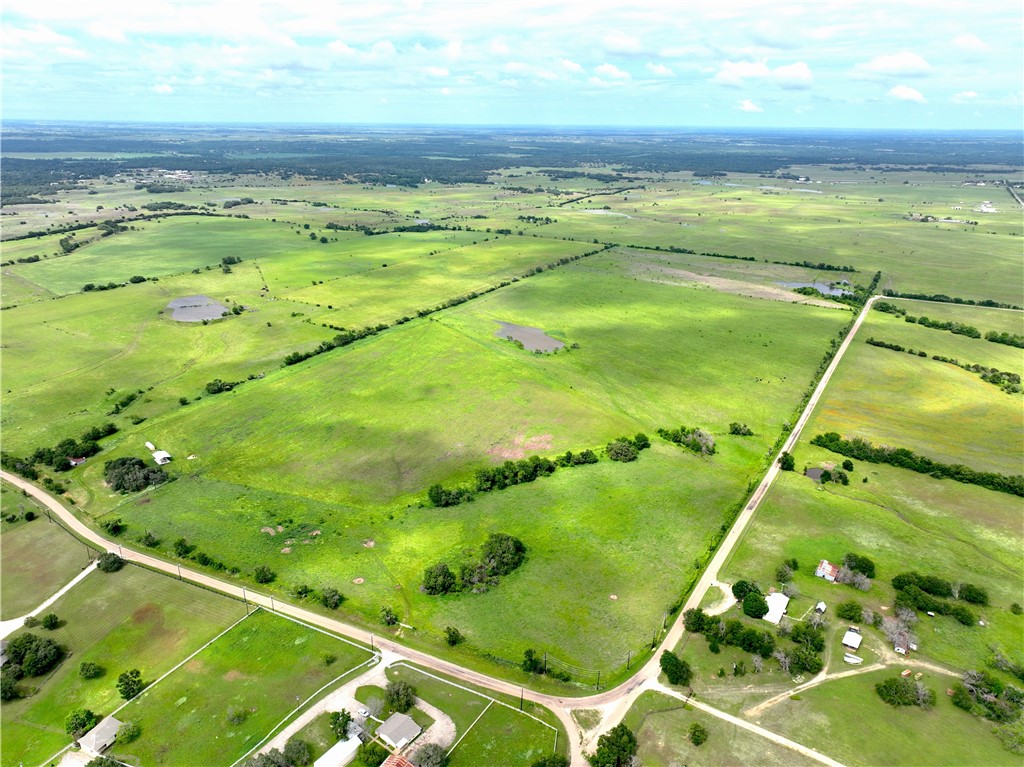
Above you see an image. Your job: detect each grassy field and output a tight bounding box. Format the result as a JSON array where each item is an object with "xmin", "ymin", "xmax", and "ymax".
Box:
[
  {"xmin": 111, "ymin": 610, "xmax": 373, "ymax": 767},
  {"xmin": 756, "ymin": 668, "xmax": 1018, "ymax": 766},
  {"xmin": 625, "ymin": 690, "xmax": 821, "ymax": 767},
  {"xmin": 0, "ymin": 565, "xmax": 243, "ymax": 767},
  {"xmin": 288, "ymin": 711, "xmax": 338, "ymax": 762},
  {"xmin": 0, "ymin": 485, "xmax": 91, "ymax": 618}
]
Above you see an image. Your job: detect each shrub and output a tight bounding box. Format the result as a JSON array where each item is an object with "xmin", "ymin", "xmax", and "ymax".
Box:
[
  {"xmin": 117, "ymin": 668, "xmax": 145, "ymax": 700},
  {"xmin": 320, "ymin": 587, "xmax": 343, "ymax": 609},
  {"xmin": 606, "ymin": 439, "xmax": 638, "ymax": 462},
  {"xmin": 842, "ymin": 459, "xmax": 854, "ymax": 471},
  {"xmin": 284, "ymin": 738, "xmax": 311, "ymax": 766},
  {"xmin": 96, "ymin": 552, "xmax": 125, "ymax": 572},
  {"xmin": 689, "ymin": 722, "xmax": 708, "ymax": 746},
  {"xmin": 742, "ymin": 592, "xmax": 769, "ymax": 619},
  {"xmin": 959, "ymin": 583, "xmax": 989, "ymax": 605},
  {"xmin": 65, "ymin": 708, "xmax": 100, "ymax": 736},
  {"xmin": 116, "ymin": 720, "xmax": 141, "ymax": 744},
  {"xmin": 414, "ymin": 742, "xmax": 447, "ymax": 767},
  {"xmin": 357, "ymin": 743, "xmax": 389, "ymax": 767},
  {"xmin": 731, "ymin": 580, "xmax": 760, "ymax": 601},
  {"xmin": 253, "ymin": 565, "xmax": 276, "ymax": 584},
  {"xmin": 227, "ymin": 706, "xmax": 249, "ymax": 725},
  {"xmin": 79, "ymin": 662, "xmax": 103, "ymax": 679},
  {"xmin": 422, "ymin": 562, "xmax": 458, "ymax": 595},
  {"xmin": 1011, "ymin": 603, "xmax": 1023, "ymax": 615},
  {"xmin": 836, "ymin": 600, "xmax": 862, "ymax": 621},
  {"xmin": 380, "ymin": 606, "xmax": 398, "ymax": 626},
  {"xmin": 531, "ymin": 757, "xmax": 569, "ymax": 767},
  {"xmin": 41, "ymin": 613, "xmax": 60, "ymax": 630},
  {"xmin": 385, "ymin": 680, "xmax": 415, "ymax": 713},
  {"xmin": 6, "ymin": 633, "xmax": 63, "ymax": 676},
  {"xmin": 660, "ymin": 651, "xmax": 693, "ymax": 686},
  {"xmin": 444, "ymin": 626, "xmax": 464, "ymax": 646},
  {"xmin": 779, "ymin": 451, "xmax": 795, "ymax": 471},
  {"xmin": 729, "ymin": 422, "xmax": 753, "ymax": 436},
  {"xmin": 590, "ymin": 723, "xmax": 637, "ymax": 767},
  {"xmin": 480, "ymin": 532, "xmax": 526, "ymax": 576}
]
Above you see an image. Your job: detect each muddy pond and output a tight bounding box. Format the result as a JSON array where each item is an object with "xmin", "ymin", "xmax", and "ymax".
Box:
[
  {"xmin": 166, "ymin": 295, "xmax": 228, "ymax": 321},
  {"xmin": 495, "ymin": 321, "xmax": 565, "ymax": 352},
  {"xmin": 777, "ymin": 281, "xmax": 852, "ymax": 297}
]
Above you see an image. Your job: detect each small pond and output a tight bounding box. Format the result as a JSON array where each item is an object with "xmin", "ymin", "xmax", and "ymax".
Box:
[
  {"xmin": 777, "ymin": 281, "xmax": 853, "ymax": 297},
  {"xmin": 495, "ymin": 321, "xmax": 565, "ymax": 352},
  {"xmin": 167, "ymin": 295, "xmax": 228, "ymax": 322}
]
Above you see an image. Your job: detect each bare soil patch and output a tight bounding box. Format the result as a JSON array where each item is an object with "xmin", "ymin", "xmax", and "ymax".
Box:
[
  {"xmin": 280, "ymin": 547, "xmax": 292, "ymax": 554},
  {"xmin": 495, "ymin": 321, "xmax": 565, "ymax": 352},
  {"xmin": 362, "ymin": 539, "xmax": 375, "ymax": 548},
  {"xmin": 353, "ymin": 577, "xmax": 365, "ymax": 585},
  {"xmin": 260, "ymin": 526, "xmax": 276, "ymax": 536},
  {"xmin": 166, "ymin": 295, "xmax": 227, "ymax": 322},
  {"xmin": 487, "ymin": 433, "xmax": 553, "ymax": 460},
  {"xmin": 631, "ymin": 263, "xmax": 840, "ymax": 308}
]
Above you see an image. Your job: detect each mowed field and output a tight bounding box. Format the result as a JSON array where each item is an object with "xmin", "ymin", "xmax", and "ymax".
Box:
[
  {"xmin": 63, "ymin": 250, "xmax": 847, "ymax": 670},
  {"xmin": 0, "ymin": 486, "xmax": 91, "ymax": 618},
  {"xmin": 111, "ymin": 610, "xmax": 373, "ymax": 767},
  {"xmin": 0, "ymin": 566, "xmax": 243, "ymax": 767}
]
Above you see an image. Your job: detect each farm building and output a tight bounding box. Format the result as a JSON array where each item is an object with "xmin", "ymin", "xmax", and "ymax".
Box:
[
  {"xmin": 312, "ymin": 736, "xmax": 360, "ymax": 767},
  {"xmin": 68, "ymin": 457, "xmax": 87, "ymax": 467},
  {"xmin": 815, "ymin": 559, "xmax": 840, "ymax": 582},
  {"xmin": 79, "ymin": 716, "xmax": 123, "ymax": 757},
  {"xmin": 152, "ymin": 450, "xmax": 172, "ymax": 465},
  {"xmin": 377, "ymin": 712, "xmax": 421, "ymax": 750},
  {"xmin": 842, "ymin": 629, "xmax": 863, "ymax": 651},
  {"xmin": 815, "ymin": 601, "xmax": 827, "ymax": 613},
  {"xmin": 895, "ymin": 639, "xmax": 909, "ymax": 655},
  {"xmin": 763, "ymin": 592, "xmax": 790, "ymax": 625},
  {"xmin": 381, "ymin": 756, "xmax": 416, "ymax": 767},
  {"xmin": 145, "ymin": 441, "xmax": 156, "ymax": 450}
]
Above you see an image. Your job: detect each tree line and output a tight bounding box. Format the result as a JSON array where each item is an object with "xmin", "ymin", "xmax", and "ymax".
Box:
[
  {"xmin": 422, "ymin": 533, "xmax": 526, "ymax": 596},
  {"xmin": 881, "ymin": 290, "xmax": 1022, "ymax": 311},
  {"xmin": 869, "ymin": 338, "xmax": 1022, "ymax": 394},
  {"xmin": 810, "ymin": 432, "xmax": 1024, "ymax": 497},
  {"xmin": 1, "ymin": 422, "xmax": 118, "ymax": 478},
  {"xmin": 657, "ymin": 425, "xmax": 715, "ymax": 455}
]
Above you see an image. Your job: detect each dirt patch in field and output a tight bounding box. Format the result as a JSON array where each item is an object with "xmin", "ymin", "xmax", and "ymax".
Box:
[
  {"xmin": 281, "ymin": 547, "xmax": 292, "ymax": 554},
  {"xmin": 609, "ymin": 594, "xmax": 618, "ymax": 601},
  {"xmin": 260, "ymin": 526, "xmax": 276, "ymax": 536},
  {"xmin": 630, "ymin": 263, "xmax": 840, "ymax": 309},
  {"xmin": 223, "ymin": 669, "xmax": 251, "ymax": 682},
  {"xmin": 488, "ymin": 433, "xmax": 553, "ymax": 460},
  {"xmin": 166, "ymin": 295, "xmax": 228, "ymax": 322},
  {"xmin": 362, "ymin": 539, "xmax": 375, "ymax": 548},
  {"xmin": 309, "ymin": 530, "xmax": 321, "ymax": 537},
  {"xmin": 132, "ymin": 604, "xmax": 160, "ymax": 623},
  {"xmin": 353, "ymin": 577, "xmax": 365, "ymax": 585},
  {"xmin": 495, "ymin": 321, "xmax": 565, "ymax": 352},
  {"xmin": 137, "ymin": 497, "xmax": 151, "ymax": 505}
]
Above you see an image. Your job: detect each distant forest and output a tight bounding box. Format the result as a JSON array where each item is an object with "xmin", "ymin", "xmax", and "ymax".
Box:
[{"xmin": 3, "ymin": 124, "xmax": 1022, "ymax": 203}]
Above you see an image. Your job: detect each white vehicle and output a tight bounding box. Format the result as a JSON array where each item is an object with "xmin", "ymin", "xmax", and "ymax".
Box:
[{"xmin": 357, "ymin": 707, "xmax": 369, "ymax": 718}]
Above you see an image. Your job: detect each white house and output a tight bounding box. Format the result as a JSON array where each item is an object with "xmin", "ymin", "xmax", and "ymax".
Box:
[
  {"xmin": 815, "ymin": 601, "xmax": 827, "ymax": 614},
  {"xmin": 152, "ymin": 450, "xmax": 172, "ymax": 465},
  {"xmin": 841, "ymin": 629, "xmax": 863, "ymax": 651},
  {"xmin": 79, "ymin": 716, "xmax": 123, "ymax": 757},
  {"xmin": 377, "ymin": 713, "xmax": 421, "ymax": 751},
  {"xmin": 763, "ymin": 592, "xmax": 790, "ymax": 625}
]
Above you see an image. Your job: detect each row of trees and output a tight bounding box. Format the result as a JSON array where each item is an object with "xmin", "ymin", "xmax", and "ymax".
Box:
[
  {"xmin": 104, "ymin": 457, "xmax": 170, "ymax": 493},
  {"xmin": 606, "ymin": 433, "xmax": 650, "ymax": 463},
  {"xmin": 684, "ymin": 608, "xmax": 777, "ymax": 658},
  {"xmin": 952, "ymin": 670, "xmax": 1024, "ymax": 722},
  {"xmin": 903, "ymin": 313, "xmax": 981, "ymax": 338},
  {"xmin": 810, "ymin": 432, "xmax": 1024, "ymax": 497},
  {"xmin": 985, "ymin": 330, "xmax": 1024, "ymax": 348},
  {"xmin": 880, "ymin": 290, "xmax": 1022, "ymax": 311},
  {"xmin": 422, "ymin": 533, "xmax": 526, "ymax": 595},
  {"xmin": 657, "ymin": 425, "xmax": 716, "ymax": 456},
  {"xmin": 0, "ymin": 422, "xmax": 118, "ymax": 478}
]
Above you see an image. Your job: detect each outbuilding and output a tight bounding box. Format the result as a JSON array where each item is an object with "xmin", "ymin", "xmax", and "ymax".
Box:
[
  {"xmin": 377, "ymin": 713, "xmax": 421, "ymax": 751},
  {"xmin": 815, "ymin": 601, "xmax": 827, "ymax": 614},
  {"xmin": 312, "ymin": 736, "xmax": 360, "ymax": 767},
  {"xmin": 69, "ymin": 457, "xmax": 87, "ymax": 467},
  {"xmin": 815, "ymin": 559, "xmax": 840, "ymax": 582},
  {"xmin": 841, "ymin": 629, "xmax": 863, "ymax": 651},
  {"xmin": 79, "ymin": 716, "xmax": 123, "ymax": 757},
  {"xmin": 152, "ymin": 450, "xmax": 172, "ymax": 465}
]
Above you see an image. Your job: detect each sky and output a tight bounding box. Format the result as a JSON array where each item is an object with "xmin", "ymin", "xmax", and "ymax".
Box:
[{"xmin": 3, "ymin": 0, "xmax": 1023, "ymax": 129}]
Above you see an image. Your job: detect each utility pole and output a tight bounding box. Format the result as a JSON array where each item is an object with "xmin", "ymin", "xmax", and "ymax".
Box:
[
  {"xmin": 626, "ymin": 651, "xmax": 631, "ymax": 670},
  {"xmin": 596, "ymin": 670, "xmax": 601, "ymax": 690},
  {"xmin": 177, "ymin": 564, "xmax": 182, "ymax": 580},
  {"xmin": 242, "ymin": 587, "xmax": 249, "ymax": 614},
  {"xmin": 519, "ymin": 687, "xmax": 524, "ymax": 710},
  {"xmin": 543, "ymin": 652, "xmax": 547, "ymax": 674}
]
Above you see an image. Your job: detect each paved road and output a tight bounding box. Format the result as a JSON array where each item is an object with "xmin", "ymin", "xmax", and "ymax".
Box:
[{"xmin": 1, "ymin": 298, "xmax": 879, "ymax": 766}]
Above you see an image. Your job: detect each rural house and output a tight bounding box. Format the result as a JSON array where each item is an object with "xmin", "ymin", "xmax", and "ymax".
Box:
[
  {"xmin": 842, "ymin": 628, "xmax": 863, "ymax": 651},
  {"xmin": 152, "ymin": 450, "xmax": 172, "ymax": 465},
  {"xmin": 815, "ymin": 559, "xmax": 840, "ymax": 582},
  {"xmin": 381, "ymin": 756, "xmax": 416, "ymax": 767},
  {"xmin": 69, "ymin": 457, "xmax": 87, "ymax": 467},
  {"xmin": 763, "ymin": 592, "xmax": 790, "ymax": 625},
  {"xmin": 79, "ymin": 716, "xmax": 123, "ymax": 757},
  {"xmin": 377, "ymin": 712, "xmax": 422, "ymax": 750}
]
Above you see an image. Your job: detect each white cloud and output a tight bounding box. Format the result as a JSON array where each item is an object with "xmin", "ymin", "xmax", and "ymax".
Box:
[
  {"xmin": 489, "ymin": 38, "xmax": 509, "ymax": 56},
  {"xmin": 423, "ymin": 65, "xmax": 449, "ymax": 77},
  {"xmin": 773, "ymin": 61, "xmax": 813, "ymax": 89},
  {"xmin": 327, "ymin": 40, "xmax": 355, "ymax": 56},
  {"xmin": 888, "ymin": 85, "xmax": 926, "ymax": 103},
  {"xmin": 713, "ymin": 60, "xmax": 811, "ymax": 89},
  {"xmin": 952, "ymin": 90, "xmax": 978, "ymax": 103},
  {"xmin": 738, "ymin": 99, "xmax": 763, "ymax": 112},
  {"xmin": 370, "ymin": 40, "xmax": 395, "ymax": 58},
  {"xmin": 855, "ymin": 51, "xmax": 931, "ymax": 77},
  {"xmin": 559, "ymin": 58, "xmax": 583, "ymax": 73},
  {"xmin": 645, "ymin": 62, "xmax": 674, "ymax": 77},
  {"xmin": 152, "ymin": 83, "xmax": 174, "ymax": 94},
  {"xmin": 603, "ymin": 31, "xmax": 642, "ymax": 54},
  {"xmin": 952, "ymin": 34, "xmax": 989, "ymax": 53},
  {"xmin": 85, "ymin": 21, "xmax": 125, "ymax": 42},
  {"xmin": 440, "ymin": 86, "xmax": 451, "ymax": 96},
  {"xmin": 595, "ymin": 62, "xmax": 630, "ymax": 79}
]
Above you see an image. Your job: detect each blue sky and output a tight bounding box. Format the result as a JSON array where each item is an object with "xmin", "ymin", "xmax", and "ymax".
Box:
[{"xmin": 3, "ymin": 0, "xmax": 1022, "ymax": 129}]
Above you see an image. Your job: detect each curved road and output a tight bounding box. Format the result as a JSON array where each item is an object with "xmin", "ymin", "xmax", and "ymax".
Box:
[{"xmin": 2, "ymin": 297, "xmax": 879, "ymax": 767}]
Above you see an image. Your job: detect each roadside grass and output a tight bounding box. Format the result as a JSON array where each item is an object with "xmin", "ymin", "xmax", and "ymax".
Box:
[
  {"xmin": 111, "ymin": 610, "xmax": 373, "ymax": 767},
  {"xmin": 446, "ymin": 702, "xmax": 559, "ymax": 766},
  {"xmin": 0, "ymin": 491, "xmax": 91, "ymax": 618},
  {"xmin": 806, "ymin": 302, "xmax": 1023, "ymax": 475},
  {"xmin": 625, "ymin": 690, "xmax": 821, "ymax": 767},
  {"xmin": 756, "ymin": 668, "xmax": 1018, "ymax": 766},
  {"xmin": 0, "ymin": 565, "xmax": 243, "ymax": 767},
  {"xmin": 723, "ymin": 469, "xmax": 1024, "ymax": 681}
]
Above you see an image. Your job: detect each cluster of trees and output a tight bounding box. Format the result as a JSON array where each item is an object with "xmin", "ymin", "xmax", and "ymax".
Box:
[
  {"xmin": 291, "ymin": 583, "xmax": 345, "ymax": 609},
  {"xmin": 660, "ymin": 650, "xmax": 693, "ymax": 686},
  {"xmin": 386, "ymin": 680, "xmax": 416, "ymax": 712},
  {"xmin": 866, "ymin": 337, "xmax": 926, "ymax": 357},
  {"xmin": 904, "ymin": 314, "xmax": 981, "ymax": 338},
  {"xmin": 810, "ymin": 432, "xmax": 1024, "ymax": 497},
  {"xmin": 893, "ymin": 572, "xmax": 988, "ymax": 605},
  {"xmin": 141, "ymin": 201, "xmax": 197, "ymax": 211},
  {"xmin": 1, "ymin": 633, "xmax": 64, "ymax": 701},
  {"xmin": 729, "ymin": 422, "xmax": 754, "ymax": 436},
  {"xmin": 986, "ymin": 330, "xmax": 1024, "ymax": 348},
  {"xmin": 431, "ymin": 447, "xmax": 604, "ymax": 508},
  {"xmin": 205, "ymin": 378, "xmax": 242, "ymax": 394},
  {"xmin": 606, "ymin": 433, "xmax": 650, "ymax": 462},
  {"xmin": 422, "ymin": 533, "xmax": 526, "ymax": 595},
  {"xmin": 657, "ymin": 425, "xmax": 716, "ymax": 456},
  {"xmin": 936, "ymin": 358, "xmax": 1021, "ymax": 394},
  {"xmin": 109, "ymin": 388, "xmax": 145, "ymax": 415},
  {"xmin": 521, "ymin": 648, "xmax": 571, "ymax": 682},
  {"xmin": 517, "ymin": 215, "xmax": 555, "ymax": 224},
  {"xmin": 588, "ymin": 723, "xmax": 637, "ymax": 767},
  {"xmin": 0, "ymin": 423, "xmax": 118, "ymax": 478},
  {"xmin": 97, "ymin": 552, "xmax": 125, "ymax": 572},
  {"xmin": 223, "ymin": 198, "xmax": 255, "ymax": 208},
  {"xmin": 104, "ymin": 457, "xmax": 170, "ymax": 493},
  {"xmin": 169, "ymin": 537, "xmax": 235, "ymax": 574},
  {"xmin": 876, "ymin": 676, "xmax": 936, "ymax": 708},
  {"xmin": 684, "ymin": 608, "xmax": 777, "ymax": 658},
  {"xmin": 244, "ymin": 737, "xmax": 313, "ymax": 767},
  {"xmin": 82, "ymin": 281, "xmax": 128, "ymax": 293},
  {"xmin": 627, "ymin": 242, "xmax": 757, "ymax": 263},
  {"xmin": 952, "ymin": 670, "xmax": 1024, "ymax": 722},
  {"xmin": 881, "ymin": 290, "xmax": 1022, "ymax": 311},
  {"xmin": 891, "ymin": 575, "xmax": 978, "ymax": 626}
]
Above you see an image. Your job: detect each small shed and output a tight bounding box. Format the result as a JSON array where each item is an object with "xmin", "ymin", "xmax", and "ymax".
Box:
[
  {"xmin": 69, "ymin": 457, "xmax": 87, "ymax": 467},
  {"xmin": 377, "ymin": 712, "xmax": 421, "ymax": 750},
  {"xmin": 152, "ymin": 450, "xmax": 172, "ymax": 465},
  {"xmin": 79, "ymin": 716, "xmax": 123, "ymax": 757},
  {"xmin": 312, "ymin": 736, "xmax": 360, "ymax": 767},
  {"xmin": 815, "ymin": 559, "xmax": 840, "ymax": 582},
  {"xmin": 763, "ymin": 592, "xmax": 790, "ymax": 625},
  {"xmin": 145, "ymin": 441, "xmax": 156, "ymax": 451},
  {"xmin": 841, "ymin": 629, "xmax": 863, "ymax": 651},
  {"xmin": 815, "ymin": 601, "xmax": 827, "ymax": 614}
]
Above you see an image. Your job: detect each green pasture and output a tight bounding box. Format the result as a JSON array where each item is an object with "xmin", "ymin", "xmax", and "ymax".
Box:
[
  {"xmin": 0, "ymin": 565, "xmax": 243, "ymax": 767},
  {"xmin": 0, "ymin": 488, "xmax": 91, "ymax": 619},
  {"xmin": 447, "ymin": 702, "xmax": 559, "ymax": 766},
  {"xmin": 625, "ymin": 691, "xmax": 820, "ymax": 767},
  {"xmin": 756, "ymin": 668, "xmax": 1017, "ymax": 766},
  {"xmin": 806, "ymin": 302, "xmax": 1023, "ymax": 475},
  {"xmin": 723, "ymin": 468, "xmax": 1023, "ymax": 679},
  {"xmin": 112, "ymin": 610, "xmax": 372, "ymax": 767}
]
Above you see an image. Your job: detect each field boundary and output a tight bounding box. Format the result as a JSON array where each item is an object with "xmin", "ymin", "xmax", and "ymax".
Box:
[{"xmin": 445, "ymin": 698, "xmax": 492, "ymax": 757}]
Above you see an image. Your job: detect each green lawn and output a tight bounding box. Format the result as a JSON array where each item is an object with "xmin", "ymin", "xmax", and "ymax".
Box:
[
  {"xmin": 625, "ymin": 690, "xmax": 821, "ymax": 767},
  {"xmin": 0, "ymin": 488, "xmax": 92, "ymax": 618},
  {"xmin": 288, "ymin": 711, "xmax": 338, "ymax": 762},
  {"xmin": 756, "ymin": 669, "xmax": 1018, "ymax": 766},
  {"xmin": 0, "ymin": 565, "xmax": 243, "ymax": 767},
  {"xmin": 111, "ymin": 610, "xmax": 373, "ymax": 767}
]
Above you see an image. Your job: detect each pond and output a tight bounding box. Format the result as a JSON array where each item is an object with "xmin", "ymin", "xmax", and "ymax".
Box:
[
  {"xmin": 777, "ymin": 281, "xmax": 853, "ymax": 297},
  {"xmin": 166, "ymin": 295, "xmax": 228, "ymax": 322},
  {"xmin": 494, "ymin": 321, "xmax": 565, "ymax": 352}
]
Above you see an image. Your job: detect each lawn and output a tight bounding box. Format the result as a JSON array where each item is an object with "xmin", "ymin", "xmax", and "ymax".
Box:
[
  {"xmin": 756, "ymin": 668, "xmax": 1018, "ymax": 766},
  {"xmin": 0, "ymin": 565, "xmax": 243, "ymax": 767},
  {"xmin": 354, "ymin": 684, "xmax": 435, "ymax": 734},
  {"xmin": 111, "ymin": 610, "xmax": 373, "ymax": 767},
  {"xmin": 625, "ymin": 690, "xmax": 821, "ymax": 767},
  {"xmin": 287, "ymin": 711, "xmax": 338, "ymax": 763},
  {"xmin": 0, "ymin": 487, "xmax": 92, "ymax": 618}
]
